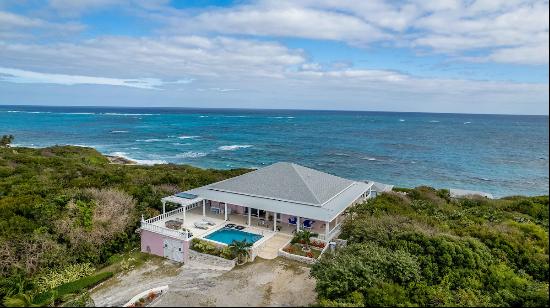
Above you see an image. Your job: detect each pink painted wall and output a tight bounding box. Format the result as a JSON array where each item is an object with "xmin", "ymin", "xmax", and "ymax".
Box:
[
  {"xmin": 182, "ymin": 240, "xmax": 190, "ymax": 263},
  {"xmin": 228, "ymin": 203, "xmax": 245, "ymax": 214},
  {"xmin": 140, "ymin": 230, "xmax": 190, "ymax": 263},
  {"xmin": 141, "ymin": 230, "xmax": 165, "ymax": 257}
]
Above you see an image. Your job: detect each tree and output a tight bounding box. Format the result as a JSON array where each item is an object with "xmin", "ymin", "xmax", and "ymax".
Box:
[
  {"xmin": 2, "ymin": 292, "xmax": 52, "ymax": 307},
  {"xmin": 0, "ymin": 135, "xmax": 14, "ymax": 147},
  {"xmin": 228, "ymin": 240, "xmax": 252, "ymax": 265}
]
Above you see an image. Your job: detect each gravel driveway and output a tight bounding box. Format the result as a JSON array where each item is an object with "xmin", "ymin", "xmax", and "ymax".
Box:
[{"xmin": 90, "ymin": 254, "xmax": 316, "ymax": 307}]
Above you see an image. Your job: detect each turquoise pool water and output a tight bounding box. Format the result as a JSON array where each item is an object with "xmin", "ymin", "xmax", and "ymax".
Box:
[{"xmin": 205, "ymin": 228, "xmax": 263, "ymax": 245}]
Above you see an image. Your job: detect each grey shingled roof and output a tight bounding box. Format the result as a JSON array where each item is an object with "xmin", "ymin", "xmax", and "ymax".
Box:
[{"xmin": 207, "ymin": 162, "xmax": 355, "ymax": 206}]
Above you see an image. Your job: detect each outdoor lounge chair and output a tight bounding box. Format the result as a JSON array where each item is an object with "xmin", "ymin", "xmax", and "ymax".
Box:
[
  {"xmin": 288, "ymin": 216, "xmax": 297, "ymax": 225},
  {"xmin": 194, "ymin": 221, "xmax": 209, "ymax": 230},
  {"xmin": 201, "ymin": 218, "xmax": 216, "ymax": 226}
]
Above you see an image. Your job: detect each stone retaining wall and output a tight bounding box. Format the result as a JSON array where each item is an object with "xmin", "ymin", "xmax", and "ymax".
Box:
[
  {"xmin": 188, "ymin": 250, "xmax": 236, "ymax": 269},
  {"xmin": 277, "ymin": 238, "xmax": 329, "ymax": 264}
]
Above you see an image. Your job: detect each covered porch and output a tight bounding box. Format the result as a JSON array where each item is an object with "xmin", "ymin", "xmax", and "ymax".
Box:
[{"xmin": 156, "ymin": 196, "xmax": 346, "ymax": 241}]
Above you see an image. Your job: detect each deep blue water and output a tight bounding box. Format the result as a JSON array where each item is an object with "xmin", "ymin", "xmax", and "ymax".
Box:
[
  {"xmin": 1, "ymin": 105, "xmax": 548, "ymax": 197},
  {"xmin": 205, "ymin": 228, "xmax": 263, "ymax": 245}
]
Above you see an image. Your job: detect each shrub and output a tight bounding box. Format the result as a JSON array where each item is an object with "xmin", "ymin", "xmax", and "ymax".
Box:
[
  {"xmin": 33, "ymin": 271, "xmax": 113, "ymax": 304},
  {"xmin": 313, "ymin": 189, "xmax": 549, "ymax": 306},
  {"xmin": 34, "ymin": 263, "xmax": 95, "ymax": 293},
  {"xmin": 191, "ymin": 238, "xmax": 234, "ymax": 260}
]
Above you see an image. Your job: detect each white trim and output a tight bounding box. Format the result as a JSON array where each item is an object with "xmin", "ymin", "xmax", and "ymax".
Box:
[
  {"xmin": 224, "ymin": 203, "xmax": 228, "ymax": 221},
  {"xmin": 141, "ymin": 221, "xmax": 190, "ymax": 241}
]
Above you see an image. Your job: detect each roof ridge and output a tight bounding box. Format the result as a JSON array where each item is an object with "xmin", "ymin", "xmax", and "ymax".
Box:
[{"xmin": 289, "ymin": 163, "xmax": 323, "ymax": 204}]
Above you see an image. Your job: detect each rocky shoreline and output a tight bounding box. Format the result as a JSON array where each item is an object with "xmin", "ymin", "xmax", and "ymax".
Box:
[{"xmin": 105, "ymin": 155, "xmax": 136, "ymax": 165}]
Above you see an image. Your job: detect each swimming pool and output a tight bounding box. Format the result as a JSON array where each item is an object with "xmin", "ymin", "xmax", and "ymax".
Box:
[{"xmin": 205, "ymin": 228, "xmax": 263, "ymax": 245}]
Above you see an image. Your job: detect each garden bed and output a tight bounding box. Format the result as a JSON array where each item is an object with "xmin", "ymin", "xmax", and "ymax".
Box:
[
  {"xmin": 190, "ymin": 238, "xmax": 234, "ymax": 260},
  {"xmin": 278, "ymin": 236, "xmax": 327, "ymax": 264},
  {"xmin": 282, "ymin": 243, "xmax": 323, "ymax": 259}
]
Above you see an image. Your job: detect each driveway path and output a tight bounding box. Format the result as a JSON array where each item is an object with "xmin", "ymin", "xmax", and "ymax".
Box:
[{"xmin": 90, "ymin": 255, "xmax": 316, "ymax": 307}]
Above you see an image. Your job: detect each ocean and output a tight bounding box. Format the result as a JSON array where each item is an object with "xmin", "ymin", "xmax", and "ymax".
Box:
[{"xmin": 1, "ymin": 105, "xmax": 548, "ymax": 197}]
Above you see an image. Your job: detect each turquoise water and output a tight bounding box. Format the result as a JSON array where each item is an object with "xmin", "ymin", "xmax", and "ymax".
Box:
[
  {"xmin": 205, "ymin": 228, "xmax": 263, "ymax": 245},
  {"xmin": 0, "ymin": 105, "xmax": 548, "ymax": 197}
]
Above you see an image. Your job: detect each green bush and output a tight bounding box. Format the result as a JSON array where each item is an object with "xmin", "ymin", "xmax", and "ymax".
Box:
[
  {"xmin": 0, "ymin": 145, "xmax": 248, "ymax": 300},
  {"xmin": 34, "ymin": 263, "xmax": 95, "ymax": 293},
  {"xmin": 312, "ymin": 188, "xmax": 549, "ymax": 306},
  {"xmin": 191, "ymin": 238, "xmax": 234, "ymax": 260},
  {"xmin": 33, "ymin": 272, "xmax": 113, "ymax": 305}
]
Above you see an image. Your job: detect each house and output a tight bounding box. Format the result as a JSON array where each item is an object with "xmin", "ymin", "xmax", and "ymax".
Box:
[{"xmin": 140, "ymin": 162, "xmax": 375, "ymax": 262}]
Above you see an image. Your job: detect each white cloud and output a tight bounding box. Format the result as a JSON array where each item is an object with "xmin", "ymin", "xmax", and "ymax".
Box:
[
  {"xmin": 163, "ymin": 3, "xmax": 387, "ymax": 44},
  {"xmin": 145, "ymin": 0, "xmax": 548, "ymax": 65},
  {"xmin": 486, "ymin": 42, "xmax": 550, "ymax": 64},
  {"xmin": 0, "ymin": 66, "xmax": 191, "ymax": 89},
  {"xmin": 0, "ymin": 36, "xmax": 306, "ymax": 79},
  {"xmin": 0, "ymin": 1, "xmax": 547, "ymax": 114},
  {"xmin": 0, "ymin": 11, "xmax": 45, "ymax": 28},
  {"xmin": 0, "ymin": 10, "xmax": 85, "ymax": 39}
]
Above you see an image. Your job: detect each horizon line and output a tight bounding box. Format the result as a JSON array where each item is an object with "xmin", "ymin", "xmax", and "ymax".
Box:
[{"xmin": 1, "ymin": 103, "xmax": 548, "ymax": 117}]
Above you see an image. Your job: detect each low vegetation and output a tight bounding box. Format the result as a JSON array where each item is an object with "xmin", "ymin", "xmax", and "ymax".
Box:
[
  {"xmin": 311, "ymin": 187, "xmax": 549, "ymax": 306},
  {"xmin": 190, "ymin": 238, "xmax": 235, "ymax": 260},
  {"xmin": 283, "ymin": 230, "xmax": 325, "ymax": 259},
  {"xmin": 1, "ymin": 144, "xmax": 548, "ymax": 307},
  {"xmin": 0, "ymin": 145, "xmax": 248, "ymax": 306}
]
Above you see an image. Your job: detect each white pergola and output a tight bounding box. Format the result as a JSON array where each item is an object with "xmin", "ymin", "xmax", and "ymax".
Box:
[{"xmin": 160, "ymin": 195, "xmax": 205, "ymax": 225}]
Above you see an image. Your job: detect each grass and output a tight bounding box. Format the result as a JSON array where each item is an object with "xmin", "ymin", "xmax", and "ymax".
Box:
[{"xmin": 99, "ymin": 250, "xmax": 158, "ymax": 275}]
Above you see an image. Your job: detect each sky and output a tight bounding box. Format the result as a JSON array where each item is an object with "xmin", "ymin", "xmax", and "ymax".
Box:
[{"xmin": 0, "ymin": 0, "xmax": 548, "ymax": 114}]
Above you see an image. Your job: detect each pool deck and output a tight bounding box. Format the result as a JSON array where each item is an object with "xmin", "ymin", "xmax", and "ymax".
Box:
[{"xmin": 151, "ymin": 207, "xmax": 276, "ymax": 250}]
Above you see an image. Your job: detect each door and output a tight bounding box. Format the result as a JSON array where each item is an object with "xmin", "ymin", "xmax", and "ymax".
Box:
[{"xmin": 163, "ymin": 238, "xmax": 184, "ymax": 262}]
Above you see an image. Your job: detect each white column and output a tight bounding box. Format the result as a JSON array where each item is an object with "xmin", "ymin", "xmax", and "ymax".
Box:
[
  {"xmin": 325, "ymin": 220, "xmax": 330, "ymax": 239},
  {"xmin": 273, "ymin": 213, "xmax": 277, "ymax": 231},
  {"xmin": 224, "ymin": 203, "xmax": 228, "ymax": 221},
  {"xmin": 296, "ymin": 216, "xmax": 300, "ymax": 232},
  {"xmin": 162, "ymin": 201, "xmax": 166, "ymax": 214},
  {"xmin": 265, "ymin": 211, "xmax": 269, "ymax": 221},
  {"xmin": 183, "ymin": 205, "xmax": 186, "ymax": 224},
  {"xmin": 248, "ymin": 207, "xmax": 251, "ymax": 225},
  {"xmin": 202, "ymin": 200, "xmax": 206, "ymax": 217}
]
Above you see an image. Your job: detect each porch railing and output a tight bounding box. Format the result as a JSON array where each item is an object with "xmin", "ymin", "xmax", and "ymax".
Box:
[
  {"xmin": 318, "ymin": 224, "xmax": 342, "ymax": 242},
  {"xmin": 140, "ymin": 221, "xmax": 191, "ymax": 240},
  {"xmin": 144, "ymin": 205, "xmax": 187, "ymax": 224}
]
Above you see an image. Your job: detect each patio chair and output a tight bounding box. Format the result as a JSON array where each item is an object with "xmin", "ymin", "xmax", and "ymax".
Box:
[
  {"xmin": 201, "ymin": 218, "xmax": 216, "ymax": 226},
  {"xmin": 288, "ymin": 216, "xmax": 297, "ymax": 225},
  {"xmin": 193, "ymin": 221, "xmax": 209, "ymax": 230},
  {"xmin": 303, "ymin": 219, "xmax": 315, "ymax": 229}
]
